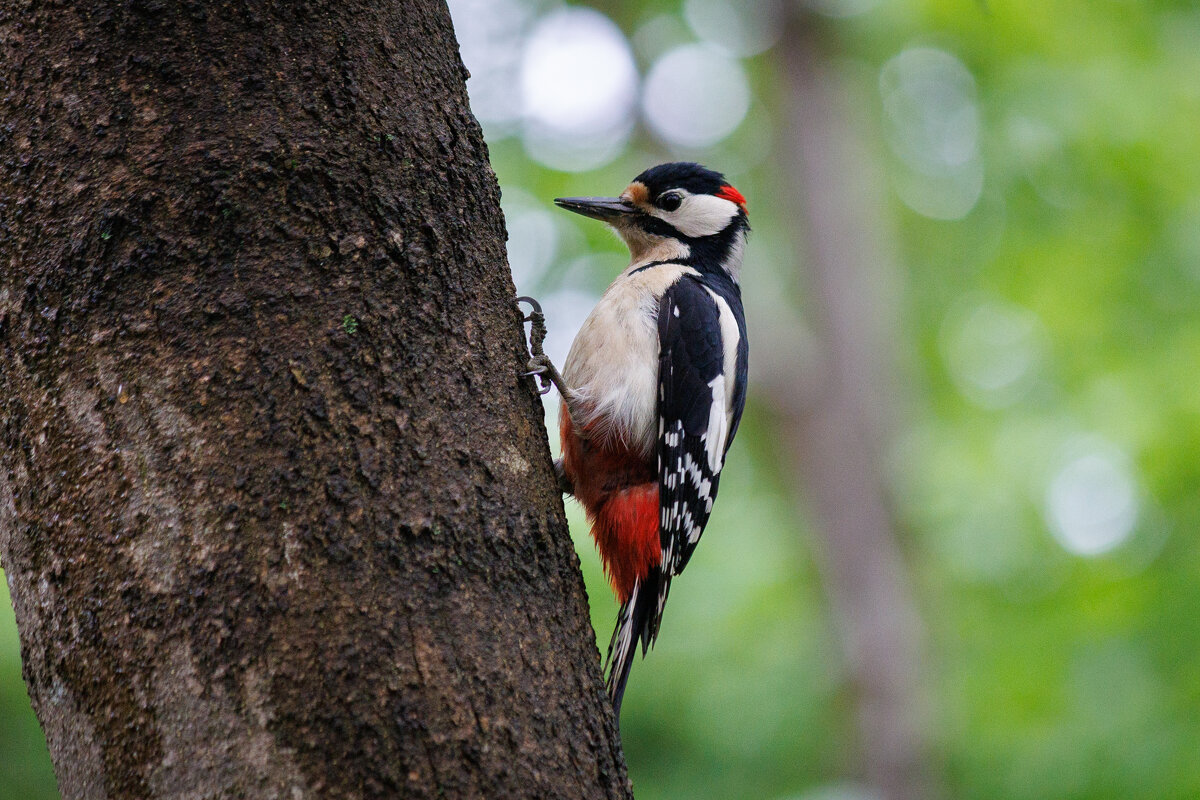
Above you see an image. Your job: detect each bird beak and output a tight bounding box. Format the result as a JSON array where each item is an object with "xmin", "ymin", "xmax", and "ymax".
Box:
[{"xmin": 554, "ymin": 196, "xmax": 638, "ymax": 222}]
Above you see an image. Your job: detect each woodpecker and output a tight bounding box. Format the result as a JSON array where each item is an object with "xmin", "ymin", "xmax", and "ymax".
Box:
[{"xmin": 526, "ymin": 162, "xmax": 749, "ymax": 719}]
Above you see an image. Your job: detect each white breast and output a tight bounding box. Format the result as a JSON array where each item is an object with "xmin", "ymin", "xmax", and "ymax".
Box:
[{"xmin": 563, "ymin": 263, "xmax": 699, "ymax": 457}]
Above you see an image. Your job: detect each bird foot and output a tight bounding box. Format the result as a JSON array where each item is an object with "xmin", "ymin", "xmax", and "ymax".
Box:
[
  {"xmin": 525, "ymin": 352, "xmax": 571, "ymax": 398},
  {"xmin": 517, "ymin": 296, "xmax": 590, "ymax": 442},
  {"xmin": 517, "ymin": 296, "xmax": 556, "ymax": 396}
]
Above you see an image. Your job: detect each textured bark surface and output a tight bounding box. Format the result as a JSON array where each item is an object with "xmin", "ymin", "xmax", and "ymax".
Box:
[{"xmin": 0, "ymin": 2, "xmax": 630, "ymax": 798}]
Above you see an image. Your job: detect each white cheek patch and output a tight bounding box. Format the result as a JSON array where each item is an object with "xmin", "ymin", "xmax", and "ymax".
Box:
[{"xmin": 651, "ymin": 192, "xmax": 740, "ymax": 238}]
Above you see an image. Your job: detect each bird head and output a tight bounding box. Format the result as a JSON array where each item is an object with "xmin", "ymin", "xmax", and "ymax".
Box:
[{"xmin": 555, "ymin": 162, "xmax": 749, "ymax": 280}]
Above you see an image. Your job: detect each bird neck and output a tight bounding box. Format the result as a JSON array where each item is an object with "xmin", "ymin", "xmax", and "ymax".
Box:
[
  {"xmin": 714, "ymin": 227, "xmax": 745, "ymax": 283},
  {"xmin": 683, "ymin": 224, "xmax": 745, "ymax": 284},
  {"xmin": 620, "ymin": 226, "xmax": 746, "ymax": 284},
  {"xmin": 621, "ymin": 230, "xmax": 691, "ymax": 267}
]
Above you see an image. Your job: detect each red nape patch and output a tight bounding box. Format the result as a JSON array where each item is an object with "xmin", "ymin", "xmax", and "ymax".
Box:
[
  {"xmin": 591, "ymin": 484, "xmax": 660, "ymax": 605},
  {"xmin": 716, "ymin": 184, "xmax": 747, "ymax": 211}
]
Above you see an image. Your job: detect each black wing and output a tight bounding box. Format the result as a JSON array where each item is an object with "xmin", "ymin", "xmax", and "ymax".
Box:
[{"xmin": 651, "ymin": 275, "xmax": 747, "ymax": 641}]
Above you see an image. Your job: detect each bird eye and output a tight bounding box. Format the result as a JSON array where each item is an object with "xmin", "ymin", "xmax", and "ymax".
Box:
[{"xmin": 658, "ymin": 192, "xmax": 682, "ymax": 212}]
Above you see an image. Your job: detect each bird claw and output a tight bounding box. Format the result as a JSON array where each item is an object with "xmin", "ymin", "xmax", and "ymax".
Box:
[
  {"xmin": 523, "ymin": 361, "xmax": 554, "ymax": 395},
  {"xmin": 517, "ymin": 297, "xmax": 554, "ymax": 395},
  {"xmin": 517, "ymin": 295, "xmax": 543, "ymax": 322}
]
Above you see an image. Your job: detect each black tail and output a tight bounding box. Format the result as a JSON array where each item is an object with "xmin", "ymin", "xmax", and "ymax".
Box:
[{"xmin": 604, "ymin": 567, "xmax": 666, "ymax": 720}]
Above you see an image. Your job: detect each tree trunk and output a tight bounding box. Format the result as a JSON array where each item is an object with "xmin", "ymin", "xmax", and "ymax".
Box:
[
  {"xmin": 0, "ymin": 2, "xmax": 630, "ymax": 798},
  {"xmin": 767, "ymin": 12, "xmax": 938, "ymax": 800}
]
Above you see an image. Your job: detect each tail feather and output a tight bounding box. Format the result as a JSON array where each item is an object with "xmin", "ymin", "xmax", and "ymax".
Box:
[{"xmin": 604, "ymin": 567, "xmax": 665, "ymax": 720}]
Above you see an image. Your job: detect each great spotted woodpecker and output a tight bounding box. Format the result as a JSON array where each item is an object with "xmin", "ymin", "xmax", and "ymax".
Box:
[{"xmin": 526, "ymin": 162, "xmax": 749, "ymax": 719}]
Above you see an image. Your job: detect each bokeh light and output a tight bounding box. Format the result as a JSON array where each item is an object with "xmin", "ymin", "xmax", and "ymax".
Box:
[
  {"xmin": 940, "ymin": 299, "xmax": 1046, "ymax": 409},
  {"xmin": 683, "ymin": 0, "xmax": 783, "ymax": 57},
  {"xmin": 520, "ymin": 7, "xmax": 638, "ymax": 170},
  {"xmin": 781, "ymin": 784, "xmax": 883, "ymax": 800},
  {"xmin": 880, "ymin": 46, "xmax": 983, "ymax": 219},
  {"xmin": 447, "ymin": 0, "xmax": 532, "ymax": 132},
  {"xmin": 501, "ymin": 189, "xmax": 560, "ymax": 290},
  {"xmin": 1045, "ymin": 437, "xmax": 1139, "ymax": 557},
  {"xmin": 642, "ymin": 43, "xmax": 751, "ymax": 149}
]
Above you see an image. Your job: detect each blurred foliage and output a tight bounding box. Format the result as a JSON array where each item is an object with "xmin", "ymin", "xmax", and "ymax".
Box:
[
  {"xmin": 3, "ymin": 0, "xmax": 1199, "ymax": 798},
  {"xmin": 0, "ymin": 579, "xmax": 56, "ymax": 799}
]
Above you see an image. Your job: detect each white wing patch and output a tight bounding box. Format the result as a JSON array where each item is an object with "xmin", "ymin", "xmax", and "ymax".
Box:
[
  {"xmin": 704, "ymin": 375, "xmax": 727, "ymax": 473},
  {"xmin": 703, "ymin": 287, "xmax": 742, "ymax": 441}
]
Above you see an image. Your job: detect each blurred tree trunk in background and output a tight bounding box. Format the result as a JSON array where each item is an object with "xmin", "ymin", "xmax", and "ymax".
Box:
[
  {"xmin": 0, "ymin": 2, "xmax": 630, "ymax": 798},
  {"xmin": 768, "ymin": 12, "xmax": 937, "ymax": 800}
]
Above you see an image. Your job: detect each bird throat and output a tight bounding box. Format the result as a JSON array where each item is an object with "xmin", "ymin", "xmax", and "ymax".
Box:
[{"xmin": 612, "ymin": 221, "xmax": 690, "ymax": 265}]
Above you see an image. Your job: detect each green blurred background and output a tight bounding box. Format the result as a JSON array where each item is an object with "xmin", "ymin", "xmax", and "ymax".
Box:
[{"xmin": 4, "ymin": 0, "xmax": 1199, "ymax": 797}]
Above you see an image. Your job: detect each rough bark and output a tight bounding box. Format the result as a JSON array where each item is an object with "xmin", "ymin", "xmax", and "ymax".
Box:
[
  {"xmin": 767, "ymin": 12, "xmax": 938, "ymax": 800},
  {"xmin": 0, "ymin": 2, "xmax": 630, "ymax": 798}
]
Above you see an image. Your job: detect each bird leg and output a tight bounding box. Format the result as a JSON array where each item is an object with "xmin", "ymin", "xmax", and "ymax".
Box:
[{"xmin": 517, "ymin": 296, "xmax": 591, "ymax": 448}]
